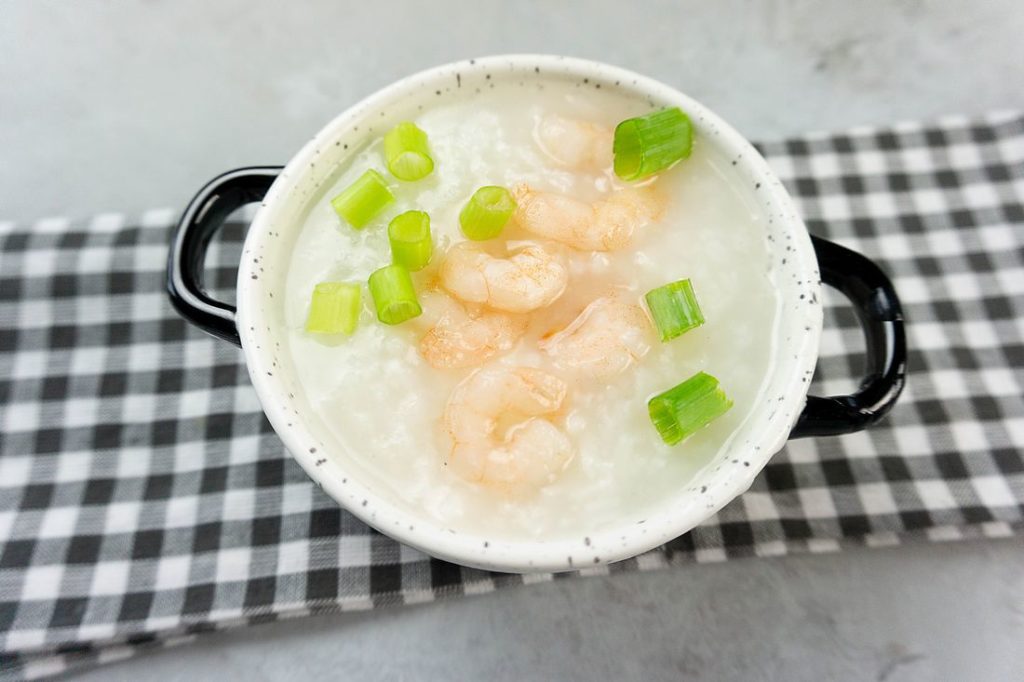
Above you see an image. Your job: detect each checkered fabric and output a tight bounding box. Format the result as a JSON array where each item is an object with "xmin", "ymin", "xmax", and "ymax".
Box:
[{"xmin": 2, "ymin": 111, "xmax": 1023, "ymax": 680}]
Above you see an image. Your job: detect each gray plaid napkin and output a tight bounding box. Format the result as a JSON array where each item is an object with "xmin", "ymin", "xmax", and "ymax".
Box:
[{"xmin": 1, "ymin": 111, "xmax": 1022, "ymax": 681}]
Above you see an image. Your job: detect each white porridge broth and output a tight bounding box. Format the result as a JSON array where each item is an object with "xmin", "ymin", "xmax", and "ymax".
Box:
[{"xmin": 284, "ymin": 82, "xmax": 779, "ymax": 541}]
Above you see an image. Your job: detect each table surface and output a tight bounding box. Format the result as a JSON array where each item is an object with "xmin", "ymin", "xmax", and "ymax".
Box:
[{"xmin": 2, "ymin": 1, "xmax": 1023, "ymax": 680}]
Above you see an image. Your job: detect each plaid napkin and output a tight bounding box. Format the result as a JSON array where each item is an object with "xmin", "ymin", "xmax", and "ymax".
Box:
[{"xmin": 1, "ymin": 111, "xmax": 1022, "ymax": 680}]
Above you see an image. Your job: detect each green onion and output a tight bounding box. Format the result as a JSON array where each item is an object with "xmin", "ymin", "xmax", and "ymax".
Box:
[
  {"xmin": 648, "ymin": 372, "xmax": 733, "ymax": 446},
  {"xmin": 383, "ymin": 122, "xmax": 434, "ymax": 181},
  {"xmin": 305, "ymin": 282, "xmax": 361, "ymax": 335},
  {"xmin": 459, "ymin": 186, "xmax": 517, "ymax": 240},
  {"xmin": 644, "ymin": 279, "xmax": 704, "ymax": 342},
  {"xmin": 331, "ymin": 169, "xmax": 395, "ymax": 229},
  {"xmin": 613, "ymin": 107, "xmax": 694, "ymax": 182},
  {"xmin": 388, "ymin": 211, "xmax": 433, "ymax": 271},
  {"xmin": 368, "ymin": 264, "xmax": 422, "ymax": 325}
]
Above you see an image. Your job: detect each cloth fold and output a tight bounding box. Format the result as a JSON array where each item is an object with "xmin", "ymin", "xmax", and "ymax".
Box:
[{"xmin": 1, "ymin": 111, "xmax": 1022, "ymax": 680}]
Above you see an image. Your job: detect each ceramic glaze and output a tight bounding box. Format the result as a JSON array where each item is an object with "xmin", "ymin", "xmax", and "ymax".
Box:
[{"xmin": 230, "ymin": 56, "xmax": 824, "ymax": 571}]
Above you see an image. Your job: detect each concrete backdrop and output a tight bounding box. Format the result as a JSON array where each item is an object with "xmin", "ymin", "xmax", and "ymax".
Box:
[{"xmin": 2, "ymin": 1, "xmax": 1022, "ymax": 680}]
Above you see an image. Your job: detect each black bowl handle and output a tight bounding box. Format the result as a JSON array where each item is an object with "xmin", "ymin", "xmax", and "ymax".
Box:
[
  {"xmin": 167, "ymin": 167, "xmax": 283, "ymax": 346},
  {"xmin": 789, "ymin": 236, "xmax": 907, "ymax": 439}
]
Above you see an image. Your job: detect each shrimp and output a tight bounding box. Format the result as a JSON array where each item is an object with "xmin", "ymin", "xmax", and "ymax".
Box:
[
  {"xmin": 418, "ymin": 291, "xmax": 526, "ymax": 369},
  {"xmin": 439, "ymin": 241, "xmax": 568, "ymax": 313},
  {"xmin": 539, "ymin": 296, "xmax": 653, "ymax": 378},
  {"xmin": 535, "ymin": 114, "xmax": 613, "ymax": 170},
  {"xmin": 443, "ymin": 366, "xmax": 573, "ymax": 490},
  {"xmin": 512, "ymin": 183, "xmax": 664, "ymax": 252}
]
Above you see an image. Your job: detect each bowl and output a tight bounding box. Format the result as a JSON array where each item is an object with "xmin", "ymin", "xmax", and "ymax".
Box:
[{"xmin": 167, "ymin": 55, "xmax": 906, "ymax": 572}]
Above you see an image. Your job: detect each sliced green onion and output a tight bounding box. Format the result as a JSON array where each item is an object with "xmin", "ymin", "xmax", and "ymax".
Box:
[
  {"xmin": 388, "ymin": 211, "xmax": 433, "ymax": 271},
  {"xmin": 368, "ymin": 264, "xmax": 422, "ymax": 325},
  {"xmin": 648, "ymin": 372, "xmax": 733, "ymax": 446},
  {"xmin": 644, "ymin": 278, "xmax": 704, "ymax": 342},
  {"xmin": 305, "ymin": 282, "xmax": 361, "ymax": 335},
  {"xmin": 459, "ymin": 186, "xmax": 517, "ymax": 240},
  {"xmin": 383, "ymin": 122, "xmax": 434, "ymax": 181},
  {"xmin": 331, "ymin": 169, "xmax": 394, "ymax": 229},
  {"xmin": 613, "ymin": 107, "xmax": 694, "ymax": 182}
]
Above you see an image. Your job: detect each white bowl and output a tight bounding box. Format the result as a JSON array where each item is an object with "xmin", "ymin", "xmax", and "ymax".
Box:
[{"xmin": 168, "ymin": 55, "xmax": 905, "ymax": 572}]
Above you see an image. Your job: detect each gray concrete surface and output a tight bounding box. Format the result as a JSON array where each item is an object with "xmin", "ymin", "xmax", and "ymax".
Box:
[{"xmin": 2, "ymin": 1, "xmax": 1023, "ymax": 680}]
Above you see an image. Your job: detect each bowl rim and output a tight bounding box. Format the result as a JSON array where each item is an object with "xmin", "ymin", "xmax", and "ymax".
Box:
[{"xmin": 235, "ymin": 54, "xmax": 823, "ymax": 572}]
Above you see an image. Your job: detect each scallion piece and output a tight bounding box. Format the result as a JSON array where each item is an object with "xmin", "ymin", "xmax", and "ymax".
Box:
[
  {"xmin": 613, "ymin": 107, "xmax": 694, "ymax": 182},
  {"xmin": 383, "ymin": 122, "xmax": 434, "ymax": 181},
  {"xmin": 388, "ymin": 211, "xmax": 433, "ymax": 272},
  {"xmin": 305, "ymin": 282, "xmax": 361, "ymax": 335},
  {"xmin": 331, "ymin": 169, "xmax": 395, "ymax": 229},
  {"xmin": 459, "ymin": 186, "xmax": 517, "ymax": 240},
  {"xmin": 368, "ymin": 264, "xmax": 422, "ymax": 325},
  {"xmin": 644, "ymin": 279, "xmax": 704, "ymax": 342},
  {"xmin": 648, "ymin": 372, "xmax": 733, "ymax": 446}
]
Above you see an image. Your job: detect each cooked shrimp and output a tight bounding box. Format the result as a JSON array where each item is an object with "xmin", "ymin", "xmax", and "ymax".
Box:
[
  {"xmin": 535, "ymin": 114, "xmax": 613, "ymax": 169},
  {"xmin": 513, "ymin": 183, "xmax": 664, "ymax": 251},
  {"xmin": 444, "ymin": 366, "xmax": 573, "ymax": 490},
  {"xmin": 418, "ymin": 291, "xmax": 526, "ymax": 369},
  {"xmin": 439, "ymin": 241, "xmax": 568, "ymax": 313},
  {"xmin": 539, "ymin": 296, "xmax": 653, "ymax": 378}
]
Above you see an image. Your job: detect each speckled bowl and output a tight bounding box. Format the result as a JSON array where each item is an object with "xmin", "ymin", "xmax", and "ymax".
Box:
[{"xmin": 168, "ymin": 55, "xmax": 905, "ymax": 572}]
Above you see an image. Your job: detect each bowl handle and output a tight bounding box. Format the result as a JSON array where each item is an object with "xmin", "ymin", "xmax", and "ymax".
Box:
[
  {"xmin": 166, "ymin": 167, "xmax": 283, "ymax": 346},
  {"xmin": 788, "ymin": 236, "xmax": 907, "ymax": 439}
]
